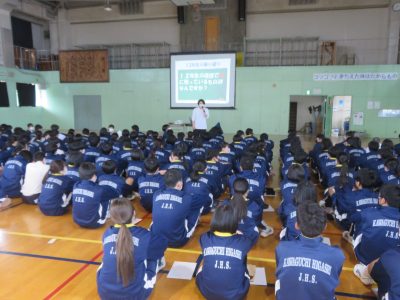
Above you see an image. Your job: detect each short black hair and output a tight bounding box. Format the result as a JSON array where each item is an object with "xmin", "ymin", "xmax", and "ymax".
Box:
[
  {"xmin": 233, "ymin": 178, "xmax": 249, "ymax": 195},
  {"xmin": 206, "ymin": 149, "xmax": 219, "ymax": 161},
  {"xmin": 144, "ymin": 157, "xmax": 159, "ymax": 173},
  {"xmin": 131, "ymin": 149, "xmax": 144, "ymax": 161},
  {"xmin": 100, "ymin": 142, "xmax": 113, "ymax": 155},
  {"xmin": 19, "ymin": 150, "xmax": 33, "ymax": 163},
  {"xmin": 79, "ymin": 162, "xmax": 96, "ymax": 180},
  {"xmin": 50, "ymin": 160, "xmax": 65, "ymax": 174},
  {"xmin": 297, "ymin": 202, "xmax": 326, "ymax": 238},
  {"xmin": 198, "ymin": 99, "xmax": 205, "ymax": 105},
  {"xmin": 240, "ymin": 156, "xmax": 254, "ymax": 171},
  {"xmin": 380, "ymin": 185, "xmax": 400, "ymax": 208},
  {"xmin": 102, "ymin": 160, "xmax": 117, "ymax": 174},
  {"xmin": 210, "ymin": 204, "xmax": 238, "ymax": 234},
  {"xmin": 66, "ymin": 152, "xmax": 83, "ymax": 167},
  {"xmin": 245, "ymin": 128, "xmax": 253, "ymax": 135},
  {"xmin": 287, "ymin": 164, "xmax": 305, "ymax": 183},
  {"xmin": 88, "ymin": 135, "xmax": 100, "ymax": 147},
  {"xmin": 294, "ymin": 180, "xmax": 317, "ymax": 206},
  {"xmin": 355, "ymin": 169, "xmax": 377, "ymax": 189},
  {"xmin": 33, "ymin": 151, "xmax": 45, "ymax": 162},
  {"xmin": 164, "ymin": 169, "xmax": 182, "ymax": 188},
  {"xmin": 368, "ymin": 140, "xmax": 379, "ymax": 152}
]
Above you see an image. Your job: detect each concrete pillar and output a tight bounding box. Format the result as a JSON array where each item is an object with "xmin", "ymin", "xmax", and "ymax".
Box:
[
  {"xmin": 0, "ymin": 7, "xmax": 14, "ymax": 67},
  {"xmin": 56, "ymin": 9, "xmax": 72, "ymax": 50}
]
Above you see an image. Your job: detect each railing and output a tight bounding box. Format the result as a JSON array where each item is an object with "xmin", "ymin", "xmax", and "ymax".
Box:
[
  {"xmin": 13, "ymin": 36, "xmax": 400, "ymax": 71},
  {"xmin": 14, "ymin": 46, "xmax": 59, "ymax": 71}
]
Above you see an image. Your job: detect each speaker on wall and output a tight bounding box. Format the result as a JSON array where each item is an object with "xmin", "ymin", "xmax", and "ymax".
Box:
[
  {"xmin": 177, "ymin": 6, "xmax": 185, "ymax": 24},
  {"xmin": 238, "ymin": 0, "xmax": 246, "ymax": 21}
]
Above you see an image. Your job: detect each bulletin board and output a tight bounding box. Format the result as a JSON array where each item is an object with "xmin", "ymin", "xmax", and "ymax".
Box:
[{"xmin": 59, "ymin": 50, "xmax": 109, "ymax": 83}]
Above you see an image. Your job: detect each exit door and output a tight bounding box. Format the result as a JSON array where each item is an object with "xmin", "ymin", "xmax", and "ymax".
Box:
[{"xmin": 323, "ymin": 96, "xmax": 352, "ymax": 137}]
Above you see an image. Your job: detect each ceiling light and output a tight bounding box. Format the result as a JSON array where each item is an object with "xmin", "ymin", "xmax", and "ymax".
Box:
[{"xmin": 104, "ymin": 0, "xmax": 112, "ymax": 11}]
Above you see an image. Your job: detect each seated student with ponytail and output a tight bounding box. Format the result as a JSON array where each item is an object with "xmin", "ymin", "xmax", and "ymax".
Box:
[
  {"xmin": 280, "ymin": 181, "xmax": 317, "ymax": 241},
  {"xmin": 151, "ymin": 169, "xmax": 199, "ymax": 248},
  {"xmin": 97, "ymin": 198, "xmax": 165, "ymax": 300},
  {"xmin": 379, "ymin": 158, "xmax": 400, "ymax": 185},
  {"xmin": 329, "ymin": 168, "xmax": 379, "ymax": 234},
  {"xmin": 38, "ymin": 160, "xmax": 74, "ymax": 216},
  {"xmin": 0, "ymin": 149, "xmax": 32, "ymax": 208},
  {"xmin": 21, "ymin": 151, "xmax": 49, "ymax": 204},
  {"xmin": 72, "ymin": 162, "xmax": 108, "ymax": 228},
  {"xmin": 275, "ymin": 201, "xmax": 345, "ymax": 300},
  {"xmin": 65, "ymin": 152, "xmax": 83, "ymax": 185},
  {"xmin": 230, "ymin": 178, "xmax": 259, "ymax": 247},
  {"xmin": 196, "ymin": 204, "xmax": 254, "ymax": 300},
  {"xmin": 352, "ymin": 184, "xmax": 400, "ymax": 285},
  {"xmin": 138, "ymin": 157, "xmax": 165, "ymax": 212},
  {"xmin": 184, "ymin": 160, "xmax": 213, "ymax": 215}
]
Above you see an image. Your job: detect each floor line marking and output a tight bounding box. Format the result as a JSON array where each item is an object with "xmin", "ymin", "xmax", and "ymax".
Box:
[{"xmin": 43, "ymin": 250, "xmax": 103, "ymax": 300}]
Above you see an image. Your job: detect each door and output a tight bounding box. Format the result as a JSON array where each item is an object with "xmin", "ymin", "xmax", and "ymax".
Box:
[
  {"xmin": 73, "ymin": 95, "xmax": 102, "ymax": 131},
  {"xmin": 331, "ymin": 96, "xmax": 352, "ymax": 136},
  {"xmin": 204, "ymin": 16, "xmax": 220, "ymax": 51},
  {"xmin": 288, "ymin": 102, "xmax": 297, "ymax": 132}
]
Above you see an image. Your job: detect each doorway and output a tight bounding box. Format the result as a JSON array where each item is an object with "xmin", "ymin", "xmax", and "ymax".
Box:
[
  {"xmin": 204, "ymin": 16, "xmax": 220, "ymax": 51},
  {"xmin": 73, "ymin": 95, "xmax": 102, "ymax": 131},
  {"xmin": 328, "ymin": 96, "xmax": 352, "ymax": 137},
  {"xmin": 289, "ymin": 95, "xmax": 325, "ymax": 134}
]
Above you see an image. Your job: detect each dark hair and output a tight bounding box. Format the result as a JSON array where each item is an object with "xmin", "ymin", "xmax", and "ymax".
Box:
[
  {"xmin": 45, "ymin": 142, "xmax": 58, "ymax": 154},
  {"xmin": 210, "ymin": 204, "xmax": 238, "ymax": 234},
  {"xmin": 322, "ymin": 138, "xmax": 333, "ymax": 151},
  {"xmin": 82, "ymin": 128, "xmax": 90, "ymax": 135},
  {"xmin": 33, "ymin": 151, "xmax": 45, "ymax": 162},
  {"xmin": 293, "ymin": 150, "xmax": 308, "ymax": 164},
  {"xmin": 206, "ymin": 149, "xmax": 219, "ymax": 161},
  {"xmin": 88, "ymin": 135, "xmax": 100, "ymax": 147},
  {"xmin": 101, "ymin": 142, "xmax": 113, "ymax": 155},
  {"xmin": 337, "ymin": 152, "xmax": 349, "ymax": 188},
  {"xmin": 381, "ymin": 139, "xmax": 394, "ymax": 150},
  {"xmin": 296, "ymin": 202, "xmax": 326, "ymax": 238},
  {"xmin": 328, "ymin": 145, "xmax": 342, "ymax": 159},
  {"xmin": 355, "ymin": 169, "xmax": 377, "ymax": 189},
  {"xmin": 50, "ymin": 160, "xmax": 65, "ymax": 174},
  {"xmin": 230, "ymin": 194, "xmax": 248, "ymax": 222},
  {"xmin": 245, "ymin": 128, "xmax": 253, "ymax": 136},
  {"xmin": 66, "ymin": 152, "xmax": 83, "ymax": 167},
  {"xmin": 379, "ymin": 148, "xmax": 394, "ymax": 161},
  {"xmin": 164, "ymin": 169, "xmax": 182, "ymax": 188},
  {"xmin": 190, "ymin": 160, "xmax": 206, "ymax": 182},
  {"xmin": 368, "ymin": 140, "xmax": 379, "ymax": 152},
  {"xmin": 177, "ymin": 132, "xmax": 185, "ymax": 141},
  {"xmin": 233, "ymin": 178, "xmax": 249, "ymax": 195},
  {"xmin": 232, "ymin": 134, "xmax": 242, "ymax": 143},
  {"xmin": 131, "ymin": 149, "xmax": 144, "ymax": 161},
  {"xmin": 19, "ymin": 150, "xmax": 32, "ymax": 163},
  {"xmin": 102, "ymin": 160, "xmax": 117, "ymax": 174},
  {"xmin": 240, "ymin": 156, "xmax": 254, "ymax": 171},
  {"xmin": 287, "ymin": 164, "xmax": 305, "ymax": 183},
  {"xmin": 294, "ymin": 181, "xmax": 317, "ymax": 206},
  {"xmin": 79, "ymin": 162, "xmax": 96, "ymax": 180},
  {"xmin": 198, "ymin": 99, "xmax": 205, "ymax": 105},
  {"xmin": 144, "ymin": 157, "xmax": 159, "ymax": 173},
  {"xmin": 385, "ymin": 158, "xmax": 400, "ymax": 177},
  {"xmin": 380, "ymin": 185, "xmax": 400, "ymax": 209},
  {"xmin": 110, "ymin": 198, "xmax": 135, "ymax": 286}
]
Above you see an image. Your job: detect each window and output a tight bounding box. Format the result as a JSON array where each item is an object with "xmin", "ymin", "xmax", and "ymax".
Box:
[
  {"xmin": 0, "ymin": 82, "xmax": 10, "ymax": 107},
  {"xmin": 16, "ymin": 83, "xmax": 36, "ymax": 107}
]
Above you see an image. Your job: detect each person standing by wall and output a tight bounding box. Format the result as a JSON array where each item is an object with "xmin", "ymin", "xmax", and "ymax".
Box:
[{"xmin": 192, "ymin": 99, "xmax": 209, "ymax": 134}]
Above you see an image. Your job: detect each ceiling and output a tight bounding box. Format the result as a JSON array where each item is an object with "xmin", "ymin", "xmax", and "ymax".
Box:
[{"xmin": 35, "ymin": 0, "xmax": 161, "ymax": 10}]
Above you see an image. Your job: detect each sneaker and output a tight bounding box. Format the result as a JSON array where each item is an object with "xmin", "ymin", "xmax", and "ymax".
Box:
[
  {"xmin": 319, "ymin": 199, "xmax": 326, "ymax": 207},
  {"xmin": 260, "ymin": 225, "xmax": 274, "ymax": 237},
  {"xmin": 156, "ymin": 256, "xmax": 166, "ymax": 273},
  {"xmin": 0, "ymin": 198, "xmax": 12, "ymax": 209},
  {"xmin": 342, "ymin": 231, "xmax": 353, "ymax": 244},
  {"xmin": 353, "ymin": 263, "xmax": 375, "ymax": 285}
]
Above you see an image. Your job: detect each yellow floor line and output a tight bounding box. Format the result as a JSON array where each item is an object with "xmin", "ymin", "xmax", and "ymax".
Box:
[{"xmin": 1, "ymin": 230, "xmax": 354, "ymax": 272}]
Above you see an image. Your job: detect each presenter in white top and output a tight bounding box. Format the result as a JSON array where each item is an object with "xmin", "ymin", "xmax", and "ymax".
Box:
[{"xmin": 192, "ymin": 99, "xmax": 209, "ymax": 132}]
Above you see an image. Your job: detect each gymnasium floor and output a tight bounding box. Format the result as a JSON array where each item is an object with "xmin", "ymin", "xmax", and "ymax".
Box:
[{"xmin": 0, "ymin": 135, "xmax": 379, "ymax": 299}]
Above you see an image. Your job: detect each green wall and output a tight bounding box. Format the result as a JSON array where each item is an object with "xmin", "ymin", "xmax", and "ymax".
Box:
[{"xmin": 0, "ymin": 65, "xmax": 399, "ymax": 137}]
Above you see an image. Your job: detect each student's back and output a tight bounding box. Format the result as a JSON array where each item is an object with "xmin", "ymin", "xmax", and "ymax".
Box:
[{"xmin": 0, "ymin": 151, "xmax": 31, "ymax": 197}]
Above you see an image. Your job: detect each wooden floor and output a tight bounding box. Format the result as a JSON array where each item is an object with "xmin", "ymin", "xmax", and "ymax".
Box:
[{"xmin": 0, "ymin": 135, "xmax": 379, "ymax": 300}]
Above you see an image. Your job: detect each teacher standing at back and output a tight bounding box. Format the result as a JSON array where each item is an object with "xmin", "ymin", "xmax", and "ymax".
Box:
[{"xmin": 192, "ymin": 99, "xmax": 209, "ymax": 133}]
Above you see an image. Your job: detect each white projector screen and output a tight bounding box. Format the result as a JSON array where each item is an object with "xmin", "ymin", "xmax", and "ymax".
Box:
[{"xmin": 170, "ymin": 52, "xmax": 236, "ymax": 108}]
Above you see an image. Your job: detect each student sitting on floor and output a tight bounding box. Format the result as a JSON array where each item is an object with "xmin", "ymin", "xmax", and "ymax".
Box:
[
  {"xmin": 196, "ymin": 204, "xmax": 254, "ymax": 300},
  {"xmin": 125, "ymin": 149, "xmax": 145, "ymax": 192},
  {"xmin": 38, "ymin": 160, "xmax": 73, "ymax": 216},
  {"xmin": 137, "ymin": 157, "xmax": 165, "ymax": 213},
  {"xmin": 0, "ymin": 149, "xmax": 32, "ymax": 208},
  {"xmin": 72, "ymin": 162, "xmax": 108, "ymax": 228},
  {"xmin": 95, "ymin": 142, "xmax": 117, "ymax": 177},
  {"xmin": 230, "ymin": 178, "xmax": 259, "ymax": 248},
  {"xmin": 279, "ymin": 180, "xmax": 317, "ymax": 241},
  {"xmin": 97, "ymin": 198, "xmax": 166, "ymax": 300},
  {"xmin": 352, "ymin": 184, "xmax": 400, "ymax": 285},
  {"xmin": 184, "ymin": 160, "xmax": 213, "ymax": 215},
  {"xmin": 368, "ymin": 242, "xmax": 400, "ymax": 300},
  {"xmin": 275, "ymin": 201, "xmax": 345, "ymax": 300},
  {"xmin": 84, "ymin": 135, "xmax": 101, "ymax": 163},
  {"xmin": 20, "ymin": 151, "xmax": 49, "ymax": 204},
  {"xmin": 151, "ymin": 169, "xmax": 199, "ymax": 248},
  {"xmin": 379, "ymin": 158, "xmax": 400, "ymax": 185}
]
